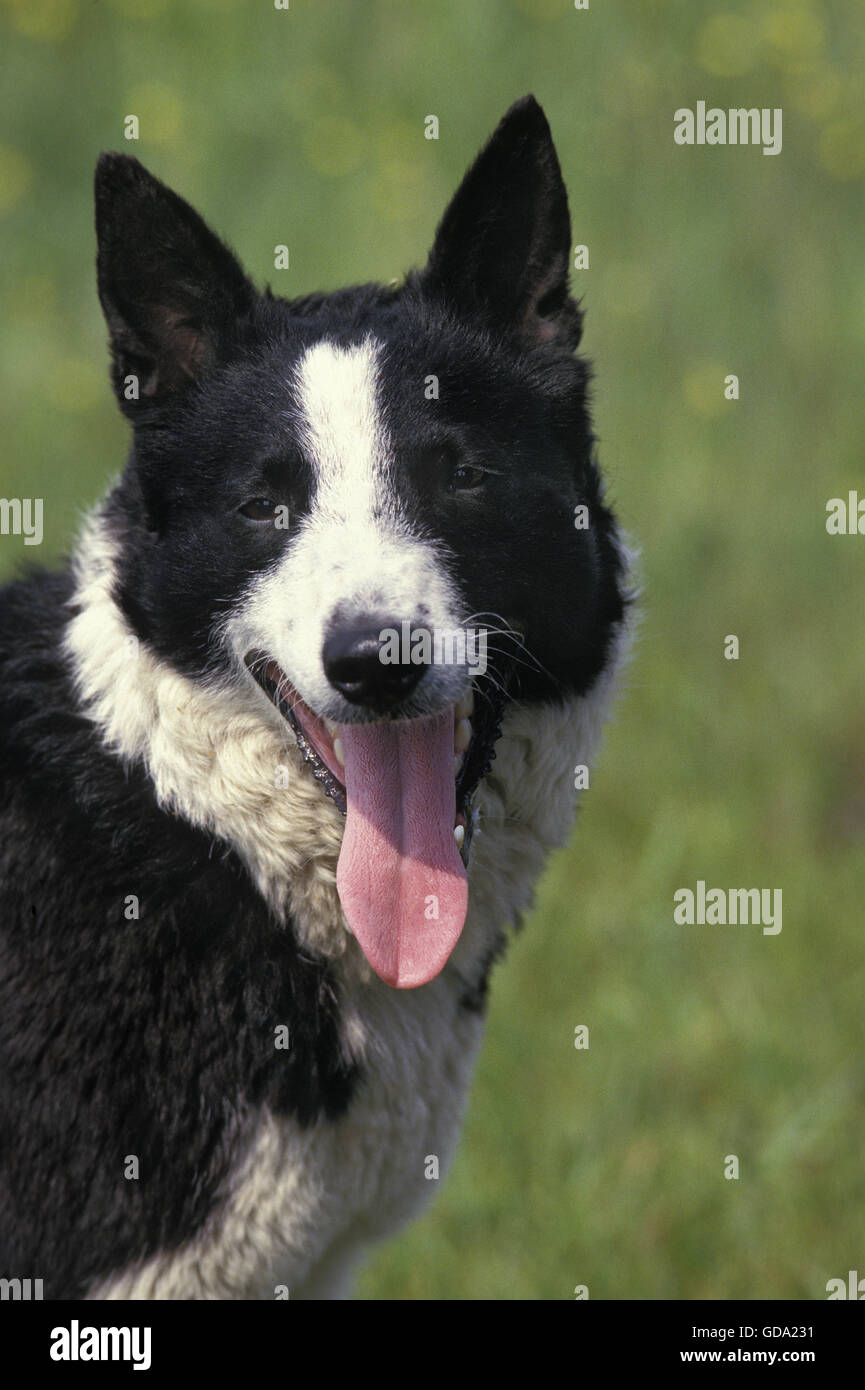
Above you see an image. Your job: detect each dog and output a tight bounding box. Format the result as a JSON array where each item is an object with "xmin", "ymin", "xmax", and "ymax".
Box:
[{"xmin": 0, "ymin": 95, "xmax": 630, "ymax": 1299}]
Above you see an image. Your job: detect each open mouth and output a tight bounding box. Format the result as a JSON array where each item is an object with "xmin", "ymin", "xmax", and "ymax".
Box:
[{"xmin": 244, "ymin": 650, "xmax": 507, "ymax": 990}]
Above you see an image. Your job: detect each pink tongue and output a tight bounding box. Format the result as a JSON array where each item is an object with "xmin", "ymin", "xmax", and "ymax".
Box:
[{"xmin": 335, "ymin": 709, "xmax": 468, "ymax": 989}]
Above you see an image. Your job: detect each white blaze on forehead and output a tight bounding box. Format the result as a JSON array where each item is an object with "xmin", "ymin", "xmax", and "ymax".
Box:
[
  {"xmin": 294, "ymin": 338, "xmax": 386, "ymax": 517},
  {"xmin": 233, "ymin": 334, "xmax": 467, "ymax": 720}
]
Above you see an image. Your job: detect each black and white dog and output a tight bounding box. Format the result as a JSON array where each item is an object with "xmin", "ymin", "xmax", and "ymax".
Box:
[{"xmin": 0, "ymin": 96, "xmax": 630, "ymax": 1299}]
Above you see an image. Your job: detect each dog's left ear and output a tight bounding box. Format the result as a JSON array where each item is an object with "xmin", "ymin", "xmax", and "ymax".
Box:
[{"xmin": 422, "ymin": 95, "xmax": 581, "ymax": 350}]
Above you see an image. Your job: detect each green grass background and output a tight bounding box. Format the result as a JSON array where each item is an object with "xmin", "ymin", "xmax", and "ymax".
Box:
[{"xmin": 1, "ymin": 0, "xmax": 863, "ymax": 1300}]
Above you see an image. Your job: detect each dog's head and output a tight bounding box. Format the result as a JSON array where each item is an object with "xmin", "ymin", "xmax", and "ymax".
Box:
[{"xmin": 93, "ymin": 95, "xmax": 626, "ymax": 988}]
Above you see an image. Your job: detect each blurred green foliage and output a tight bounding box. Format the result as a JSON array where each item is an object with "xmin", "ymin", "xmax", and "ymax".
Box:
[{"xmin": 1, "ymin": 0, "xmax": 863, "ymax": 1300}]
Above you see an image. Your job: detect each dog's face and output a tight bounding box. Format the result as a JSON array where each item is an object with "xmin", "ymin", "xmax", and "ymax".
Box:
[{"xmin": 94, "ymin": 96, "xmax": 625, "ymax": 988}]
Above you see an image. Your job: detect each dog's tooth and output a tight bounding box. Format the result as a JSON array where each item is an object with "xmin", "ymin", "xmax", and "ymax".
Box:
[
  {"xmin": 454, "ymin": 754, "xmax": 463, "ymax": 777},
  {"xmin": 453, "ymin": 824, "xmax": 465, "ymax": 849},
  {"xmin": 323, "ymin": 717, "xmax": 338, "ymax": 736},
  {"xmin": 333, "ymin": 736, "xmax": 345, "ymax": 767},
  {"xmin": 454, "ymin": 718, "xmax": 472, "ymax": 753},
  {"xmin": 454, "ymin": 688, "xmax": 474, "ymax": 720}
]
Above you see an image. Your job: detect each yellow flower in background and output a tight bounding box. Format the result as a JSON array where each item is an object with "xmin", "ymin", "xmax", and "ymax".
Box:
[
  {"xmin": 763, "ymin": 3, "xmax": 824, "ymax": 73},
  {"xmin": 696, "ymin": 13, "xmax": 761, "ymax": 78},
  {"xmin": 684, "ymin": 363, "xmax": 728, "ymax": 419},
  {"xmin": 5, "ymin": 0, "xmax": 77, "ymax": 42},
  {"xmin": 124, "ymin": 82, "xmax": 184, "ymax": 147}
]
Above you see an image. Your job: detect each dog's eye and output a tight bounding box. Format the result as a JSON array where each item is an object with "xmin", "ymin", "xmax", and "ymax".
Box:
[
  {"xmin": 448, "ymin": 463, "xmax": 486, "ymax": 493},
  {"xmin": 238, "ymin": 498, "xmax": 277, "ymax": 521}
]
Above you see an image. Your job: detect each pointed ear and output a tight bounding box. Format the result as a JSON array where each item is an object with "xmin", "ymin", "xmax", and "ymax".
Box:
[
  {"xmin": 421, "ymin": 96, "xmax": 581, "ymax": 350},
  {"xmin": 94, "ymin": 154, "xmax": 256, "ymax": 413}
]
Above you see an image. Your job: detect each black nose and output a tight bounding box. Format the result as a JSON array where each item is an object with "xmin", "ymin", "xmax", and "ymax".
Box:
[{"xmin": 323, "ymin": 620, "xmax": 425, "ymax": 712}]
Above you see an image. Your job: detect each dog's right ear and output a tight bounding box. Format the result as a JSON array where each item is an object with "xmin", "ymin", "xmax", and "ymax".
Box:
[{"xmin": 95, "ymin": 154, "xmax": 256, "ymax": 415}]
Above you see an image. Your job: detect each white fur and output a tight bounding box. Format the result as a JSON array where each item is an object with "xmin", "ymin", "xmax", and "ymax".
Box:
[
  {"xmin": 67, "ymin": 502, "xmax": 631, "ymax": 1300},
  {"xmin": 89, "ymin": 972, "xmax": 484, "ymax": 1300},
  {"xmin": 228, "ymin": 340, "xmax": 469, "ymax": 723}
]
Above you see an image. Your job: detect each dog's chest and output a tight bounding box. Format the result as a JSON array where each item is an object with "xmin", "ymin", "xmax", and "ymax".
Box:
[
  {"xmin": 277, "ymin": 971, "xmax": 487, "ymax": 1289},
  {"xmin": 91, "ymin": 966, "xmax": 485, "ymax": 1300}
]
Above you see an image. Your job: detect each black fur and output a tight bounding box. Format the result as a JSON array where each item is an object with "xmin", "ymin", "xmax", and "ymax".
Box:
[
  {"xmin": 95, "ymin": 94, "xmax": 624, "ymax": 699},
  {"xmin": 0, "ymin": 574, "xmax": 357, "ymax": 1296},
  {"xmin": 0, "ymin": 96, "xmax": 625, "ymax": 1297}
]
